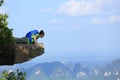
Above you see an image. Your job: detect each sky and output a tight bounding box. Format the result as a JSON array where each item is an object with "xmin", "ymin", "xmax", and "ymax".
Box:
[{"xmin": 0, "ymin": 0, "xmax": 120, "ymax": 62}]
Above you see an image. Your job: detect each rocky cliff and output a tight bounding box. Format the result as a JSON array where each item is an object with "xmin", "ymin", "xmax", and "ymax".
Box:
[
  {"xmin": 14, "ymin": 43, "xmax": 44, "ymax": 63},
  {"xmin": 0, "ymin": 43, "xmax": 44, "ymax": 65}
]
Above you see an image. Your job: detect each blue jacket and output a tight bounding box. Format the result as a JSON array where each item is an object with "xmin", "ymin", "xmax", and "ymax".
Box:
[{"xmin": 26, "ymin": 30, "xmax": 39, "ymax": 43}]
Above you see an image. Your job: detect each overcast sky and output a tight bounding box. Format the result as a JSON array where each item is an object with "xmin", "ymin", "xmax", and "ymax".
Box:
[{"xmin": 1, "ymin": 0, "xmax": 120, "ymax": 62}]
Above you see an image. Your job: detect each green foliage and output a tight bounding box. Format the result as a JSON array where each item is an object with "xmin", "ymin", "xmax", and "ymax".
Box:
[
  {"xmin": 0, "ymin": 0, "xmax": 15, "ymax": 46},
  {"xmin": 0, "ymin": 0, "xmax": 15, "ymax": 57},
  {"xmin": 0, "ymin": 0, "xmax": 14, "ymax": 46},
  {"xmin": 0, "ymin": 69, "xmax": 26, "ymax": 80},
  {"xmin": 0, "ymin": 14, "xmax": 15, "ymax": 46},
  {"xmin": 0, "ymin": 0, "xmax": 4, "ymax": 6}
]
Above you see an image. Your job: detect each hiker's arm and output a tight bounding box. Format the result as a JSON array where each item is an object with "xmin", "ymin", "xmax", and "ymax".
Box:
[{"xmin": 33, "ymin": 36, "xmax": 37, "ymax": 44}]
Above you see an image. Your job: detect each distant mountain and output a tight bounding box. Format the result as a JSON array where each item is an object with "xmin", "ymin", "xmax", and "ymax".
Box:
[
  {"xmin": 92, "ymin": 58, "xmax": 120, "ymax": 80},
  {"xmin": 101, "ymin": 59, "xmax": 120, "ymax": 80},
  {"xmin": 104, "ymin": 59, "xmax": 120, "ymax": 72},
  {"xmin": 1, "ymin": 58, "xmax": 120, "ymax": 80},
  {"xmin": 26, "ymin": 61, "xmax": 73, "ymax": 80},
  {"xmin": 26, "ymin": 62, "xmax": 101, "ymax": 80},
  {"xmin": 33, "ymin": 62, "xmax": 71, "ymax": 76},
  {"xmin": 27, "ymin": 58, "xmax": 120, "ymax": 80}
]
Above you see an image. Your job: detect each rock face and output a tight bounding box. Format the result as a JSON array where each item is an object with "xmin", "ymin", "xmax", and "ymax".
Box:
[
  {"xmin": 0, "ymin": 43, "xmax": 44, "ymax": 65},
  {"xmin": 14, "ymin": 43, "xmax": 44, "ymax": 63}
]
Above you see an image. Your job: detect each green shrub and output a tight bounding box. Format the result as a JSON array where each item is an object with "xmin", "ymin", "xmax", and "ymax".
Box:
[{"xmin": 0, "ymin": 69, "xmax": 26, "ymax": 80}]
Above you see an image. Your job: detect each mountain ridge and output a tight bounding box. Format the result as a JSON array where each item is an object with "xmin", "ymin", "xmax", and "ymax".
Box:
[{"xmin": 0, "ymin": 58, "xmax": 120, "ymax": 80}]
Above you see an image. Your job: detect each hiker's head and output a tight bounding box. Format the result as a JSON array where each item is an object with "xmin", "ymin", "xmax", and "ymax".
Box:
[{"xmin": 39, "ymin": 30, "xmax": 44, "ymax": 38}]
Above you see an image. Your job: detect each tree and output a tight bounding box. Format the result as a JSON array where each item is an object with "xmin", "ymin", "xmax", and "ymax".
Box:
[
  {"xmin": 0, "ymin": 69, "xmax": 26, "ymax": 80},
  {"xmin": 0, "ymin": 0, "xmax": 4, "ymax": 6},
  {"xmin": 0, "ymin": 14, "xmax": 15, "ymax": 45},
  {"xmin": 0, "ymin": 0, "xmax": 15, "ymax": 46},
  {"xmin": 0, "ymin": 0, "xmax": 15, "ymax": 65}
]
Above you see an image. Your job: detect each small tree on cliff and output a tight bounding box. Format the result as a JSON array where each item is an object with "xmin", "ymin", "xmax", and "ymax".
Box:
[
  {"xmin": 0, "ymin": 0, "xmax": 15, "ymax": 65},
  {"xmin": 0, "ymin": 0, "xmax": 15, "ymax": 46}
]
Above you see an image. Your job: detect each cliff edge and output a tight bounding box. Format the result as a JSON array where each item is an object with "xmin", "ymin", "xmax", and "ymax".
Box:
[
  {"xmin": 0, "ymin": 43, "xmax": 44, "ymax": 65},
  {"xmin": 14, "ymin": 43, "xmax": 44, "ymax": 63}
]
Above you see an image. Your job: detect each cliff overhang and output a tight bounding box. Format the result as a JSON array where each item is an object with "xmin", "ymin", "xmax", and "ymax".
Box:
[{"xmin": 0, "ymin": 43, "xmax": 44, "ymax": 65}]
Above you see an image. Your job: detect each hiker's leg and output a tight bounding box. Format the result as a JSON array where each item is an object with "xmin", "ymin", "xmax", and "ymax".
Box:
[{"xmin": 27, "ymin": 38, "xmax": 30, "ymax": 44}]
